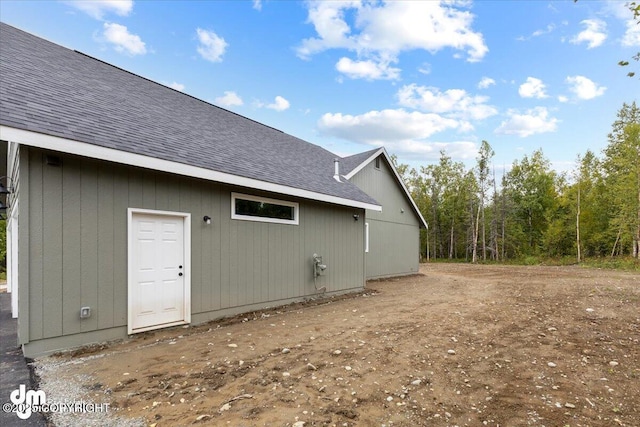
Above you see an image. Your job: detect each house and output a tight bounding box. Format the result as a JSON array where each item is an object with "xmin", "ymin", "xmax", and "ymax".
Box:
[
  {"xmin": 0, "ymin": 23, "xmax": 425, "ymax": 357},
  {"xmin": 343, "ymin": 148, "xmax": 427, "ymax": 279}
]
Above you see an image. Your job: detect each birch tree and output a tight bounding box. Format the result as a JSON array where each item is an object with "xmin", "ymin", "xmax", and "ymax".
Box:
[
  {"xmin": 604, "ymin": 103, "xmax": 640, "ymax": 258},
  {"xmin": 472, "ymin": 141, "xmax": 494, "ymax": 262}
]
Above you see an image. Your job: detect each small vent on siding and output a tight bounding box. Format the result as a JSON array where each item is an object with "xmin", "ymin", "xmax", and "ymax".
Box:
[{"xmin": 45, "ymin": 155, "xmax": 62, "ymax": 167}]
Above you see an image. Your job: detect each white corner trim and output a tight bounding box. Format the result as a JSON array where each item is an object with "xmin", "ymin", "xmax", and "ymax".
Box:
[
  {"xmin": 0, "ymin": 126, "xmax": 381, "ymax": 212},
  {"xmin": 365, "ymin": 222, "xmax": 369, "ymax": 253}
]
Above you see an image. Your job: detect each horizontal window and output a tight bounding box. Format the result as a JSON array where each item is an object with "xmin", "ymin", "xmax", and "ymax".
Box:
[{"xmin": 231, "ymin": 193, "xmax": 299, "ymax": 225}]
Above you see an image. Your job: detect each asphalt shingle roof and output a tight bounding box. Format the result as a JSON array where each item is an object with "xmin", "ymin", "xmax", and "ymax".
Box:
[
  {"xmin": 341, "ymin": 148, "xmax": 381, "ymax": 176},
  {"xmin": 0, "ymin": 23, "xmax": 379, "ymax": 207}
]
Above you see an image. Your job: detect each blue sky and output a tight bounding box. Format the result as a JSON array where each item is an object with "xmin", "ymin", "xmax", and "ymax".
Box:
[{"xmin": 1, "ymin": 0, "xmax": 638, "ymax": 175}]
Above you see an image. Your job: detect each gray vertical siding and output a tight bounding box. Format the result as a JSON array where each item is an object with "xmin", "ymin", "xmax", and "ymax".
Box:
[
  {"xmin": 80, "ymin": 159, "xmax": 99, "ymax": 333},
  {"xmin": 367, "ymin": 220, "xmax": 419, "ymax": 279},
  {"xmin": 42, "ymin": 152, "xmax": 63, "ymax": 338},
  {"xmin": 17, "ymin": 146, "xmax": 30, "ymax": 345},
  {"xmin": 61, "ymin": 155, "xmax": 82, "ymax": 336},
  {"xmin": 97, "ymin": 164, "xmax": 116, "ymax": 330},
  {"xmin": 349, "ymin": 156, "xmax": 421, "ymax": 279},
  {"xmin": 20, "ymin": 147, "xmax": 365, "ymax": 355}
]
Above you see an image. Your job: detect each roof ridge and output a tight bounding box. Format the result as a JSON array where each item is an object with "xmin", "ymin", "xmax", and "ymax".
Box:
[{"xmin": 73, "ymin": 49, "xmax": 284, "ymax": 134}]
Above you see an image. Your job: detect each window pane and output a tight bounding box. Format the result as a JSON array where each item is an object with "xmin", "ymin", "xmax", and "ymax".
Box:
[{"xmin": 235, "ymin": 199, "xmax": 295, "ymax": 220}]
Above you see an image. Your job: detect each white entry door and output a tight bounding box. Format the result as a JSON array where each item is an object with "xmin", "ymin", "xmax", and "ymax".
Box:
[{"xmin": 128, "ymin": 209, "xmax": 191, "ymax": 334}]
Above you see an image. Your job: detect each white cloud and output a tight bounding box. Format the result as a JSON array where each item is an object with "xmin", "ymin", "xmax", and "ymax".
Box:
[
  {"xmin": 570, "ymin": 19, "xmax": 607, "ymax": 49},
  {"xmin": 532, "ymin": 24, "xmax": 556, "ymax": 37},
  {"xmin": 168, "ymin": 82, "xmax": 185, "ymax": 92},
  {"xmin": 102, "ymin": 22, "xmax": 146, "ymax": 55},
  {"xmin": 64, "ymin": 0, "xmax": 133, "ymax": 20},
  {"xmin": 196, "ymin": 28, "xmax": 227, "ymax": 63},
  {"xmin": 495, "ymin": 107, "xmax": 559, "ymax": 137},
  {"xmin": 418, "ymin": 62, "xmax": 431, "ymax": 75},
  {"xmin": 335, "ymin": 57, "xmax": 400, "ymax": 80},
  {"xmin": 318, "ymin": 109, "xmax": 460, "ymax": 145},
  {"xmin": 565, "ymin": 75, "xmax": 606, "ymax": 100},
  {"xmin": 253, "ymin": 0, "xmax": 262, "ymax": 11},
  {"xmin": 396, "ymin": 84, "xmax": 497, "ymax": 121},
  {"xmin": 603, "ymin": 1, "xmax": 634, "ymax": 20},
  {"xmin": 297, "ymin": 1, "xmax": 487, "ymax": 80},
  {"xmin": 622, "ymin": 19, "xmax": 640, "ymax": 47},
  {"xmin": 267, "ymin": 96, "xmax": 290, "ymax": 111},
  {"xmin": 518, "ymin": 77, "xmax": 548, "ymax": 99},
  {"xmin": 603, "ymin": 1, "xmax": 640, "ymax": 47},
  {"xmin": 215, "ymin": 91, "xmax": 243, "ymax": 107},
  {"xmin": 518, "ymin": 23, "xmax": 557, "ymax": 41},
  {"xmin": 477, "ymin": 77, "xmax": 496, "ymax": 89},
  {"xmin": 357, "ymin": 1, "xmax": 488, "ymax": 62},
  {"xmin": 297, "ymin": 1, "xmax": 356, "ymax": 57},
  {"xmin": 385, "ymin": 140, "xmax": 478, "ymax": 161},
  {"xmin": 558, "ymin": 95, "xmax": 569, "ymax": 103},
  {"xmin": 318, "ymin": 107, "xmax": 483, "ymax": 159}
]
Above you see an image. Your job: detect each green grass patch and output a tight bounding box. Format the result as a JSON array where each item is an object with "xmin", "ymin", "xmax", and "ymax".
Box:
[
  {"xmin": 580, "ymin": 256, "xmax": 640, "ymax": 271},
  {"xmin": 424, "ymin": 256, "xmax": 640, "ymax": 271}
]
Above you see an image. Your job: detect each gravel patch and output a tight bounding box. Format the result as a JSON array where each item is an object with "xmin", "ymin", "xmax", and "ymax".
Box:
[{"xmin": 35, "ymin": 355, "xmax": 145, "ymax": 427}]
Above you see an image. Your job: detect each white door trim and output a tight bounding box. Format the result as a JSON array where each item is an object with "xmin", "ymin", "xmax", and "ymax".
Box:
[{"xmin": 127, "ymin": 208, "xmax": 191, "ymax": 334}]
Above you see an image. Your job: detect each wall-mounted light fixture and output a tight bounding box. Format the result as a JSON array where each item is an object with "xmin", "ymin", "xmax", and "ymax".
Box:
[
  {"xmin": 203, "ymin": 215, "xmax": 212, "ymax": 225},
  {"xmin": 353, "ymin": 214, "xmax": 360, "ymax": 221}
]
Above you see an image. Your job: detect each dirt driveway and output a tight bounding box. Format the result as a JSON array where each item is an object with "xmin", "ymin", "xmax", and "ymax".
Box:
[{"xmin": 37, "ymin": 264, "xmax": 639, "ymax": 426}]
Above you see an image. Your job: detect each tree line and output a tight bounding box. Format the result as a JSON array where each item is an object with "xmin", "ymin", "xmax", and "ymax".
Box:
[{"xmin": 395, "ymin": 101, "xmax": 640, "ymax": 263}]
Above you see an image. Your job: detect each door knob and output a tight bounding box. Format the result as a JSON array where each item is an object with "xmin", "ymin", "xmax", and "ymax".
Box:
[
  {"xmin": 179, "ymin": 272, "xmax": 183, "ymax": 277},
  {"xmin": 179, "ymin": 265, "xmax": 183, "ymax": 269}
]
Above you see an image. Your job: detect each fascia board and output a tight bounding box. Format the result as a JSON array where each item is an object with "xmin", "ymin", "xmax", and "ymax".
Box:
[
  {"xmin": 378, "ymin": 148, "xmax": 428, "ymax": 229},
  {"xmin": 0, "ymin": 126, "xmax": 382, "ymax": 212},
  {"xmin": 343, "ymin": 147, "xmax": 385, "ymax": 180},
  {"xmin": 344, "ymin": 146, "xmax": 428, "ymax": 229}
]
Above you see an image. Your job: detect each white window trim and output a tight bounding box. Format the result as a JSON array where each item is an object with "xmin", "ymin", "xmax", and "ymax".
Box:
[{"xmin": 231, "ymin": 192, "xmax": 299, "ymax": 225}]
